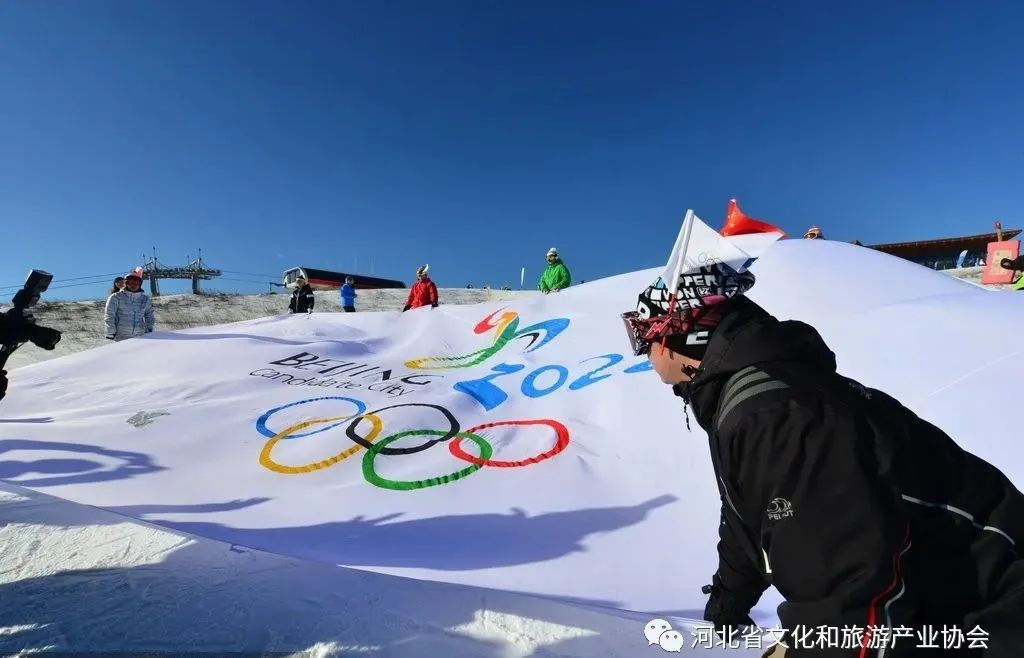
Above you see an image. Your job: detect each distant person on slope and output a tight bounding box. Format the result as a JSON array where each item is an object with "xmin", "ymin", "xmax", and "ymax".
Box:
[
  {"xmin": 622, "ymin": 236, "xmax": 1024, "ymax": 657},
  {"xmin": 288, "ymin": 276, "xmax": 315, "ymax": 314},
  {"xmin": 804, "ymin": 226, "xmax": 825, "ymax": 239},
  {"xmin": 340, "ymin": 276, "xmax": 357, "ymax": 312},
  {"xmin": 109, "ymin": 277, "xmax": 124, "ymax": 295},
  {"xmin": 104, "ymin": 268, "xmax": 155, "ymax": 341},
  {"xmin": 538, "ymin": 248, "xmax": 571, "ymax": 293},
  {"xmin": 403, "ymin": 265, "xmax": 438, "ymax": 311}
]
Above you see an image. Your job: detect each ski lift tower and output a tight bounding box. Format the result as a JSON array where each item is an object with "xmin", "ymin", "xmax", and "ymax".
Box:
[{"xmin": 141, "ymin": 247, "xmax": 223, "ymax": 296}]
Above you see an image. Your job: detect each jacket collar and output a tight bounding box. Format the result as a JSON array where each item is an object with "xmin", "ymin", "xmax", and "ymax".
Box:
[{"xmin": 674, "ymin": 296, "xmax": 837, "ymax": 433}]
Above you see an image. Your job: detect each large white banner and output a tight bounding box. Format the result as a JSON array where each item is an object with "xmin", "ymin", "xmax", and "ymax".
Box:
[{"xmin": 2, "ymin": 238, "xmax": 1023, "ymax": 627}]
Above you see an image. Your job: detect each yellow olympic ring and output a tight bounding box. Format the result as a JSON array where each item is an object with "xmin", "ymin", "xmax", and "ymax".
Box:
[{"xmin": 259, "ymin": 413, "xmax": 383, "ymax": 474}]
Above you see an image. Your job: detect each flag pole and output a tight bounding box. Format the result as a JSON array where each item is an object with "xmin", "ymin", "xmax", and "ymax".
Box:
[
  {"xmin": 668, "ymin": 209, "xmax": 695, "ymax": 299},
  {"xmin": 657, "ymin": 209, "xmax": 695, "ymax": 356}
]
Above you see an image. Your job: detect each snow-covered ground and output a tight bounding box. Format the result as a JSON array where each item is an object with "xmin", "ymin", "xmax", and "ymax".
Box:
[
  {"xmin": 2, "ymin": 257, "xmax": 1013, "ymax": 657},
  {"xmin": 2, "ymin": 268, "xmax": 1011, "ymax": 372},
  {"xmin": 939, "ymin": 265, "xmax": 1017, "ymax": 290},
  {"xmin": 3, "ymin": 287, "xmax": 536, "ymax": 370},
  {"xmin": 2, "ymin": 284, "xmax": 763, "ymax": 657},
  {"xmin": 0, "ymin": 481, "xmax": 752, "ymax": 657}
]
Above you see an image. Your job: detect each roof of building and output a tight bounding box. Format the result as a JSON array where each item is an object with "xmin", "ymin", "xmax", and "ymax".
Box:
[
  {"xmin": 285, "ymin": 266, "xmax": 406, "ymax": 289},
  {"xmin": 864, "ymin": 229, "xmax": 1021, "ymax": 257}
]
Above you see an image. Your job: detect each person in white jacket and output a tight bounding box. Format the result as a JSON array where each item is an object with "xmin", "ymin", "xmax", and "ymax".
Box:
[{"xmin": 104, "ymin": 268, "xmax": 155, "ymax": 341}]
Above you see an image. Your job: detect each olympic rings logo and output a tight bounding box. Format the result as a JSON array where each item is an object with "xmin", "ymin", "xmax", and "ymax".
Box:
[{"xmin": 254, "ymin": 396, "xmax": 570, "ymax": 491}]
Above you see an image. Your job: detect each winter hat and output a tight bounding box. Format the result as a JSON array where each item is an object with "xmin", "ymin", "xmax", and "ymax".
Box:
[
  {"xmin": 630, "ymin": 266, "xmax": 755, "ymax": 360},
  {"xmin": 622, "ymin": 202, "xmax": 783, "ymax": 359},
  {"xmin": 547, "ymin": 248, "xmax": 558, "ymax": 258},
  {"xmin": 125, "ymin": 267, "xmax": 144, "ymax": 282},
  {"xmin": 416, "ymin": 264, "xmax": 429, "ymax": 277}
]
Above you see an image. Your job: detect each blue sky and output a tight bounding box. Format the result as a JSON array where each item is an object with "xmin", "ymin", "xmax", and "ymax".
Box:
[{"xmin": 2, "ymin": 0, "xmax": 1022, "ymax": 300}]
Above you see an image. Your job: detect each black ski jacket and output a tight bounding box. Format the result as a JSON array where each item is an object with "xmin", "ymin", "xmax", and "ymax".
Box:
[
  {"xmin": 288, "ymin": 284, "xmax": 315, "ymax": 314},
  {"xmin": 677, "ymin": 296, "xmax": 1024, "ymax": 657}
]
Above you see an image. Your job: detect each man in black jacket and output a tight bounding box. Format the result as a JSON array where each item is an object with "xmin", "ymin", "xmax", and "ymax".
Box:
[
  {"xmin": 288, "ymin": 276, "xmax": 315, "ymax": 314},
  {"xmin": 622, "ymin": 265, "xmax": 1024, "ymax": 657}
]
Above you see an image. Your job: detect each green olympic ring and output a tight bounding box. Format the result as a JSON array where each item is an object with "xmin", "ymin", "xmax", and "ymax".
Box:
[{"xmin": 362, "ymin": 429, "xmax": 493, "ymax": 491}]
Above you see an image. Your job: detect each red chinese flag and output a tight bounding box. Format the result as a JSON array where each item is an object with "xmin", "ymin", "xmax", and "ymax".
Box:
[{"xmin": 720, "ymin": 199, "xmax": 787, "ymax": 237}]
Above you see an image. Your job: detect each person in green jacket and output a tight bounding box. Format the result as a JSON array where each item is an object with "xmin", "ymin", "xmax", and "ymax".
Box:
[{"xmin": 538, "ymin": 247, "xmax": 571, "ymax": 293}]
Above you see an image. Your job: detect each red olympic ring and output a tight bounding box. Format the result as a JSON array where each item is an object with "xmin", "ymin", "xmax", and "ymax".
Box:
[{"xmin": 448, "ymin": 418, "xmax": 569, "ymax": 468}]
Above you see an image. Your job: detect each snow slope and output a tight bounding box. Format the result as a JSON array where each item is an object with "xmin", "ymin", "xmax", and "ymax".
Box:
[
  {"xmin": 3, "ymin": 240, "xmax": 1024, "ymax": 656},
  {"xmin": 2, "ymin": 282, "xmax": 762, "ymax": 657},
  {"xmin": 0, "ymin": 481, "xmax": 751, "ymax": 657},
  {"xmin": 2, "ymin": 267, "xmax": 1009, "ymax": 372},
  {"xmin": 3, "ymin": 287, "xmax": 536, "ymax": 370}
]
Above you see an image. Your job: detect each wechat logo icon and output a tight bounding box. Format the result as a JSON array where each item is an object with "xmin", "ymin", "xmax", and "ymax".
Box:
[{"xmin": 644, "ymin": 618, "xmax": 685, "ymax": 652}]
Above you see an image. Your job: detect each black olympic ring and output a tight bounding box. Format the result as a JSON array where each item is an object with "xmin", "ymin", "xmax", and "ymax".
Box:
[{"xmin": 345, "ymin": 402, "xmax": 461, "ymax": 455}]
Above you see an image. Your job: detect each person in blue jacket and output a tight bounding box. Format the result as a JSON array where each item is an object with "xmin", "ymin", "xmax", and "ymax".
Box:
[{"xmin": 340, "ymin": 276, "xmax": 357, "ymax": 312}]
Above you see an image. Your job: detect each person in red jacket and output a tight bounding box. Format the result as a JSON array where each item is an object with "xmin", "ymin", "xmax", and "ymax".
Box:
[{"xmin": 403, "ymin": 265, "xmax": 439, "ymax": 311}]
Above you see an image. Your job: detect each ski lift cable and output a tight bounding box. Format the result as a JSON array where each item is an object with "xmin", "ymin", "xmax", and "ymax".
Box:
[
  {"xmin": 0, "ymin": 271, "xmax": 126, "ymax": 292},
  {"xmin": 47, "ymin": 279, "xmax": 131, "ymax": 291}
]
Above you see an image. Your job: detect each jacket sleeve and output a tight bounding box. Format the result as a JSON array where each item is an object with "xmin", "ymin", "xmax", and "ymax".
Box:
[
  {"xmin": 144, "ymin": 297, "xmax": 155, "ymax": 332},
  {"xmin": 708, "ymin": 501, "xmax": 771, "ymax": 625},
  {"xmin": 554, "ymin": 264, "xmax": 571, "ymax": 290},
  {"xmin": 104, "ymin": 295, "xmax": 117, "ymax": 336},
  {"xmin": 429, "ymin": 282, "xmax": 438, "ymax": 306},
  {"xmin": 721, "ymin": 405, "xmax": 915, "ymax": 657}
]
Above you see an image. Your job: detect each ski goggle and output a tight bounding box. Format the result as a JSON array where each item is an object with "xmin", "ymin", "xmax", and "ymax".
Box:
[
  {"xmin": 620, "ymin": 308, "xmax": 699, "ymax": 357},
  {"xmin": 621, "ymin": 312, "xmax": 650, "ymax": 356},
  {"xmin": 622, "ymin": 300, "xmax": 726, "ymax": 357}
]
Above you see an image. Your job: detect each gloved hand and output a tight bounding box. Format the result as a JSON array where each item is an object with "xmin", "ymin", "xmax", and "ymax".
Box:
[
  {"xmin": 106, "ymin": 334, "xmax": 115, "ymax": 340},
  {"xmin": 0, "ymin": 369, "xmax": 8, "ymax": 401},
  {"xmin": 403, "ymin": 305, "xmax": 410, "ymax": 312},
  {"xmin": 702, "ymin": 574, "xmax": 757, "ymax": 637}
]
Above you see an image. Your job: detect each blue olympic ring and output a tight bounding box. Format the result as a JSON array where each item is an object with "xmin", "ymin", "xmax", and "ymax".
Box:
[{"xmin": 256, "ymin": 396, "xmax": 366, "ymax": 440}]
